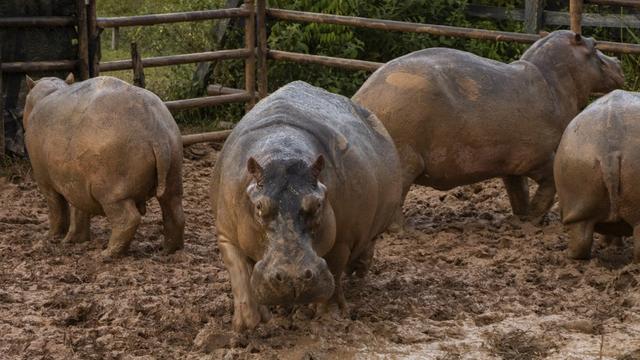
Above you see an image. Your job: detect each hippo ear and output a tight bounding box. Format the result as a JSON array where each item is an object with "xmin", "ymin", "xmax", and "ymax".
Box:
[
  {"xmin": 64, "ymin": 73, "xmax": 75, "ymax": 85},
  {"xmin": 572, "ymin": 33, "xmax": 583, "ymax": 45},
  {"xmin": 310, "ymin": 154, "xmax": 325, "ymax": 179},
  {"xmin": 247, "ymin": 157, "xmax": 264, "ymax": 184},
  {"xmin": 25, "ymin": 76, "xmax": 36, "ymax": 90}
]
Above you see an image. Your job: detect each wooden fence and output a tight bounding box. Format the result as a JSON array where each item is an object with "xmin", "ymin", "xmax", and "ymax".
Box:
[{"xmin": 1, "ymin": 0, "xmax": 639, "ymax": 152}]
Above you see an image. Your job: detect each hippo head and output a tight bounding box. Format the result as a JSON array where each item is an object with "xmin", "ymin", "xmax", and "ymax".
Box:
[
  {"xmin": 23, "ymin": 73, "xmax": 75, "ymax": 129},
  {"xmin": 522, "ymin": 30, "xmax": 624, "ymax": 99},
  {"xmin": 246, "ymin": 155, "xmax": 335, "ymax": 305}
]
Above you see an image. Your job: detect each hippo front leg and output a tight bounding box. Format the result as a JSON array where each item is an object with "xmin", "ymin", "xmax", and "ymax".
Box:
[
  {"xmin": 527, "ymin": 162, "xmax": 556, "ymax": 223},
  {"xmin": 42, "ymin": 188, "xmax": 70, "ymax": 239},
  {"xmin": 502, "ymin": 175, "xmax": 529, "ymax": 218},
  {"xmin": 63, "ymin": 206, "xmax": 91, "ymax": 244},
  {"xmin": 634, "ymin": 226, "xmax": 640, "ymax": 263},
  {"xmin": 316, "ymin": 242, "xmax": 350, "ymax": 316},
  {"xmin": 218, "ymin": 235, "xmax": 269, "ymax": 331},
  {"xmin": 566, "ymin": 220, "xmax": 596, "ymax": 260}
]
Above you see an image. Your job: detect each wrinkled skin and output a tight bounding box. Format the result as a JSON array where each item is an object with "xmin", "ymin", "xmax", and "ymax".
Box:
[
  {"xmin": 555, "ymin": 90, "xmax": 640, "ymax": 262},
  {"xmin": 353, "ymin": 30, "xmax": 624, "ymax": 223},
  {"xmin": 211, "ymin": 81, "xmax": 402, "ymax": 331},
  {"xmin": 24, "ymin": 75, "xmax": 184, "ymax": 258}
]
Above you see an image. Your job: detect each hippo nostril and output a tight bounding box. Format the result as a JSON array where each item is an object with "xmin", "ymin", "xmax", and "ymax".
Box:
[
  {"xmin": 274, "ymin": 271, "xmax": 285, "ymax": 283},
  {"xmin": 303, "ymin": 269, "xmax": 314, "ymax": 280}
]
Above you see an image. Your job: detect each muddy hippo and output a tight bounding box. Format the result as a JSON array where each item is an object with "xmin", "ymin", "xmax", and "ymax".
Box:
[
  {"xmin": 211, "ymin": 81, "xmax": 402, "ymax": 331},
  {"xmin": 24, "ymin": 75, "xmax": 184, "ymax": 257},
  {"xmin": 353, "ymin": 30, "xmax": 624, "ymax": 223},
  {"xmin": 555, "ymin": 90, "xmax": 640, "ymax": 262}
]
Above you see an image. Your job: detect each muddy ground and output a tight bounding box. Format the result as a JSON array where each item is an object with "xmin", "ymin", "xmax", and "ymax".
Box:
[{"xmin": 1, "ymin": 143, "xmax": 639, "ymax": 360}]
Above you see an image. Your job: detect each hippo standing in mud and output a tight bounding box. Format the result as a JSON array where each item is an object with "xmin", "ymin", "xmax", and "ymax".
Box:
[
  {"xmin": 211, "ymin": 81, "xmax": 402, "ymax": 331},
  {"xmin": 24, "ymin": 75, "xmax": 184, "ymax": 257},
  {"xmin": 555, "ymin": 90, "xmax": 640, "ymax": 262},
  {"xmin": 353, "ymin": 30, "xmax": 624, "ymax": 223}
]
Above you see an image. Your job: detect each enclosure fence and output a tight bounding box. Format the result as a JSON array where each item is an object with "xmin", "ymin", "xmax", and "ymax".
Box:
[{"xmin": 1, "ymin": 0, "xmax": 639, "ymax": 153}]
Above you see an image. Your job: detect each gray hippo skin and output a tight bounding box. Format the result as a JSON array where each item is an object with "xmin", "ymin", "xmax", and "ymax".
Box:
[
  {"xmin": 24, "ymin": 75, "xmax": 184, "ymax": 257},
  {"xmin": 353, "ymin": 30, "xmax": 624, "ymax": 223},
  {"xmin": 211, "ymin": 81, "xmax": 402, "ymax": 331},
  {"xmin": 555, "ymin": 90, "xmax": 640, "ymax": 262}
]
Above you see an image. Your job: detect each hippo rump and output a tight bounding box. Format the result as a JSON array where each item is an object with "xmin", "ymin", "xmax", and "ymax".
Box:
[
  {"xmin": 24, "ymin": 75, "xmax": 184, "ymax": 257},
  {"xmin": 555, "ymin": 90, "xmax": 640, "ymax": 262},
  {"xmin": 353, "ymin": 30, "xmax": 624, "ymax": 223},
  {"xmin": 211, "ymin": 81, "xmax": 402, "ymax": 331}
]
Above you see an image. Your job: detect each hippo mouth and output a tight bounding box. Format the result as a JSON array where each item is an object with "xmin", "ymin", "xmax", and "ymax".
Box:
[{"xmin": 250, "ymin": 264, "xmax": 335, "ymax": 305}]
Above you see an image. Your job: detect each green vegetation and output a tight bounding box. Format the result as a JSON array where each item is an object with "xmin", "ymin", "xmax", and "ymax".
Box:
[{"xmin": 97, "ymin": 0, "xmax": 640, "ymax": 131}]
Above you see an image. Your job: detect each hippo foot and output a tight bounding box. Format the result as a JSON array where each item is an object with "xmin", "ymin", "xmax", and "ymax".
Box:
[
  {"xmin": 100, "ymin": 247, "xmax": 126, "ymax": 261},
  {"xmin": 313, "ymin": 296, "xmax": 349, "ymax": 319},
  {"xmin": 63, "ymin": 232, "xmax": 90, "ymax": 244},
  {"xmin": 232, "ymin": 302, "xmax": 270, "ymax": 332},
  {"xmin": 566, "ymin": 248, "xmax": 592, "ymax": 261},
  {"xmin": 161, "ymin": 244, "xmax": 183, "ymax": 256}
]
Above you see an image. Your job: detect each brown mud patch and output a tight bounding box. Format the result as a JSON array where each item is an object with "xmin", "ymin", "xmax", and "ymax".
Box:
[{"xmin": 1, "ymin": 144, "xmax": 639, "ymax": 359}]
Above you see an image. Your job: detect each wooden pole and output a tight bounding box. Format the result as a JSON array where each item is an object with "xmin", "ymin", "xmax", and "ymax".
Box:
[
  {"xmin": 0, "ymin": 49, "xmax": 4, "ymax": 158},
  {"xmin": 130, "ymin": 42, "xmax": 145, "ymax": 88},
  {"xmin": 76, "ymin": 0, "xmax": 90, "ymax": 80},
  {"xmin": 111, "ymin": 27, "xmax": 119, "ymax": 50},
  {"xmin": 524, "ymin": 0, "xmax": 545, "ymax": 34},
  {"xmin": 243, "ymin": 0, "xmax": 256, "ymax": 110},
  {"xmin": 182, "ymin": 130, "xmax": 232, "ymax": 146},
  {"xmin": 570, "ymin": 0, "xmax": 583, "ymax": 34},
  {"xmin": 87, "ymin": 0, "xmax": 100, "ymax": 77},
  {"xmin": 256, "ymin": 0, "xmax": 268, "ymax": 99}
]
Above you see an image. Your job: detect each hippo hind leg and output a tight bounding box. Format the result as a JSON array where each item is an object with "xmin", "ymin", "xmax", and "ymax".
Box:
[
  {"xmin": 503, "ymin": 175, "xmax": 530, "ymax": 218},
  {"xmin": 634, "ymin": 225, "xmax": 640, "ymax": 263},
  {"xmin": 566, "ymin": 220, "xmax": 596, "ymax": 260},
  {"xmin": 158, "ymin": 192, "xmax": 184, "ymax": 254},
  {"xmin": 42, "ymin": 187, "xmax": 70, "ymax": 239},
  {"xmin": 63, "ymin": 206, "xmax": 91, "ymax": 244},
  {"xmin": 526, "ymin": 161, "xmax": 556, "ymax": 224},
  {"xmin": 101, "ymin": 199, "xmax": 141, "ymax": 257}
]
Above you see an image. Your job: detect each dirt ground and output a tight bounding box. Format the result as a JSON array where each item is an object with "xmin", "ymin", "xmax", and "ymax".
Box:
[{"xmin": 1, "ymin": 143, "xmax": 639, "ymax": 360}]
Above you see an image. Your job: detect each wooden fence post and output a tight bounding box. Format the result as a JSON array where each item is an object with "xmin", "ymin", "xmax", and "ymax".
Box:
[
  {"xmin": 570, "ymin": 0, "xmax": 583, "ymax": 34},
  {"xmin": 111, "ymin": 27, "xmax": 119, "ymax": 50},
  {"xmin": 243, "ymin": 0, "xmax": 256, "ymax": 110},
  {"xmin": 524, "ymin": 0, "xmax": 544, "ymax": 34},
  {"xmin": 256, "ymin": 0, "xmax": 268, "ymax": 99},
  {"xmin": 87, "ymin": 0, "xmax": 101, "ymax": 77},
  {"xmin": 131, "ymin": 42, "xmax": 145, "ymax": 88},
  {"xmin": 76, "ymin": 0, "xmax": 90, "ymax": 80}
]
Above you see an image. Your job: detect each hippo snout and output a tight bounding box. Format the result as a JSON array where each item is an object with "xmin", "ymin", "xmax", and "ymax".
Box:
[{"xmin": 251, "ymin": 254, "xmax": 334, "ymax": 305}]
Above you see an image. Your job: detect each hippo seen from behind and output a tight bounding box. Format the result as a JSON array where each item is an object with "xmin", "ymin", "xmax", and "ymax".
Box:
[
  {"xmin": 353, "ymin": 30, "xmax": 624, "ymax": 223},
  {"xmin": 211, "ymin": 81, "xmax": 403, "ymax": 331},
  {"xmin": 555, "ymin": 90, "xmax": 640, "ymax": 262},
  {"xmin": 24, "ymin": 75, "xmax": 184, "ymax": 258}
]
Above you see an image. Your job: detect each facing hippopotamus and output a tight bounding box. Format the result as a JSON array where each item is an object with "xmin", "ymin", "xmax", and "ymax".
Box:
[
  {"xmin": 211, "ymin": 81, "xmax": 402, "ymax": 331},
  {"xmin": 353, "ymin": 30, "xmax": 624, "ymax": 223},
  {"xmin": 24, "ymin": 75, "xmax": 184, "ymax": 257},
  {"xmin": 555, "ymin": 90, "xmax": 640, "ymax": 262}
]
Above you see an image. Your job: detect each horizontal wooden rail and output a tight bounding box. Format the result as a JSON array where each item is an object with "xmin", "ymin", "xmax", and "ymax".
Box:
[
  {"xmin": 97, "ymin": 8, "xmax": 250, "ymax": 28},
  {"xmin": 0, "ymin": 16, "xmax": 75, "ymax": 27},
  {"xmin": 268, "ymin": 7, "xmax": 640, "ymax": 55},
  {"xmin": 1, "ymin": 60, "xmax": 77, "ymax": 72},
  {"xmin": 182, "ymin": 130, "xmax": 232, "ymax": 146},
  {"xmin": 267, "ymin": 8, "xmax": 540, "ymax": 44},
  {"xmin": 268, "ymin": 50, "xmax": 382, "ymax": 71},
  {"xmin": 586, "ymin": 0, "xmax": 640, "ymax": 7},
  {"xmin": 99, "ymin": 48, "xmax": 250, "ymax": 71},
  {"xmin": 207, "ymin": 84, "xmax": 247, "ymax": 95},
  {"xmin": 467, "ymin": 4, "xmax": 640, "ymax": 29},
  {"xmin": 165, "ymin": 92, "xmax": 253, "ymax": 112}
]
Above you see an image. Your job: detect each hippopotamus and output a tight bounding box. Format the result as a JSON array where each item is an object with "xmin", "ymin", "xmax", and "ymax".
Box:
[
  {"xmin": 24, "ymin": 74, "xmax": 184, "ymax": 257},
  {"xmin": 211, "ymin": 81, "xmax": 402, "ymax": 331},
  {"xmin": 353, "ymin": 30, "xmax": 624, "ymax": 223},
  {"xmin": 555, "ymin": 90, "xmax": 640, "ymax": 262}
]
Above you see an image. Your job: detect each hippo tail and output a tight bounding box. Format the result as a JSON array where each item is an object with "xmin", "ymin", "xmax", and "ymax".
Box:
[
  {"xmin": 152, "ymin": 142, "xmax": 171, "ymax": 199},
  {"xmin": 599, "ymin": 151, "xmax": 622, "ymax": 222}
]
